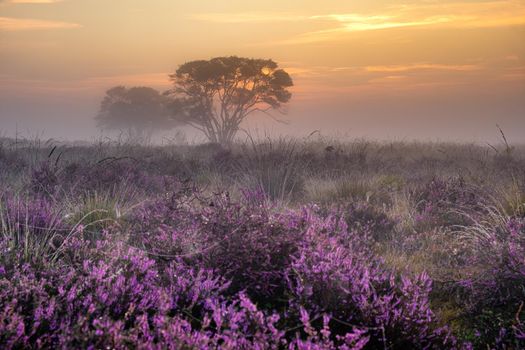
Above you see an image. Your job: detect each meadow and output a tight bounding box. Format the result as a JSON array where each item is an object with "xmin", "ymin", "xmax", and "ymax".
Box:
[{"xmin": 1, "ymin": 135, "xmax": 524, "ymax": 349}]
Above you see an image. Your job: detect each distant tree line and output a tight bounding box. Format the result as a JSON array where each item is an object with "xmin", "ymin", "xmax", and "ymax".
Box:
[{"xmin": 96, "ymin": 56, "xmax": 293, "ymax": 145}]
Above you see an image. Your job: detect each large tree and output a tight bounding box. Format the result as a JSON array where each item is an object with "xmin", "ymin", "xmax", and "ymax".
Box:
[
  {"xmin": 96, "ymin": 86, "xmax": 175, "ymax": 142},
  {"xmin": 166, "ymin": 56, "xmax": 293, "ymax": 145}
]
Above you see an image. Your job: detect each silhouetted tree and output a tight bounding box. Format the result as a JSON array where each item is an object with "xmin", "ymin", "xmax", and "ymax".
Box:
[
  {"xmin": 96, "ymin": 86, "xmax": 174, "ymax": 142},
  {"xmin": 166, "ymin": 56, "xmax": 293, "ymax": 145}
]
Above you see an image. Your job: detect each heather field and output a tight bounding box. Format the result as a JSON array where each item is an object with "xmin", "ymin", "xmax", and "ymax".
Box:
[{"xmin": 1, "ymin": 137, "xmax": 524, "ymax": 349}]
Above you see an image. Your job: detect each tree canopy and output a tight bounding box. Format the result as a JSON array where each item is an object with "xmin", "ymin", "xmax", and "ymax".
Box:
[
  {"xmin": 167, "ymin": 56, "xmax": 293, "ymax": 145},
  {"xmin": 96, "ymin": 86, "xmax": 174, "ymax": 141}
]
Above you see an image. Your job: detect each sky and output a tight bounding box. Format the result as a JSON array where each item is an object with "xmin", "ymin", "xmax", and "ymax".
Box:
[{"xmin": 0, "ymin": 0, "xmax": 524, "ymax": 143}]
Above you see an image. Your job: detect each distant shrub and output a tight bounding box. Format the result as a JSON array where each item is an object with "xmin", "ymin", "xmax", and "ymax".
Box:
[
  {"xmin": 60, "ymin": 160, "xmax": 154, "ymax": 198},
  {"xmin": 412, "ymin": 177, "xmax": 483, "ymax": 231},
  {"xmin": 0, "ymin": 145, "xmax": 26, "ymax": 176},
  {"xmin": 30, "ymin": 162, "xmax": 59, "ymax": 197},
  {"xmin": 343, "ymin": 201, "xmax": 397, "ymax": 241}
]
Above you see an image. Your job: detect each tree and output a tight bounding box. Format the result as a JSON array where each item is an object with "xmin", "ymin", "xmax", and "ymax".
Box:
[
  {"xmin": 166, "ymin": 56, "xmax": 293, "ymax": 145},
  {"xmin": 96, "ymin": 86, "xmax": 175, "ymax": 142}
]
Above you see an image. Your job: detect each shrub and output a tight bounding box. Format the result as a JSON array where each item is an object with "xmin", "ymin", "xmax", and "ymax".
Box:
[
  {"xmin": 457, "ymin": 210, "xmax": 525, "ymax": 348},
  {"xmin": 286, "ymin": 210, "xmax": 459, "ymax": 349},
  {"xmin": 0, "ymin": 193, "xmax": 64, "ymax": 266},
  {"xmin": 131, "ymin": 189, "xmax": 303, "ymax": 304},
  {"xmin": 30, "ymin": 162, "xmax": 59, "ymax": 197},
  {"xmin": 412, "ymin": 177, "xmax": 482, "ymax": 231},
  {"xmin": 342, "ymin": 201, "xmax": 397, "ymax": 241}
]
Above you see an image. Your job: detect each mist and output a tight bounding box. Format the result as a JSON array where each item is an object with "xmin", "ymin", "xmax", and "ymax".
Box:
[
  {"xmin": 2, "ymin": 0, "xmax": 524, "ymax": 144},
  {"xmin": 1, "ymin": 75, "xmax": 524, "ymax": 143}
]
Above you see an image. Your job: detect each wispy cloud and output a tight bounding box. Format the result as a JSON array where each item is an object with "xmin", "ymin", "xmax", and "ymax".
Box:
[
  {"xmin": 311, "ymin": 13, "xmax": 457, "ymax": 31},
  {"xmin": 0, "ymin": 16, "xmax": 80, "ymax": 30},
  {"xmin": 192, "ymin": 1, "xmax": 525, "ymax": 45},
  {"xmin": 365, "ymin": 63, "xmax": 482, "ymax": 73}
]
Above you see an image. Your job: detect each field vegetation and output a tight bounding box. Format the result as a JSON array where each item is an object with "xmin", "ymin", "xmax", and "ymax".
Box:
[{"xmin": 0, "ymin": 135, "xmax": 524, "ymax": 349}]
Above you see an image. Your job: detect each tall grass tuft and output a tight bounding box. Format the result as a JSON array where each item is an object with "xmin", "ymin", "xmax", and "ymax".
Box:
[
  {"xmin": 235, "ymin": 137, "xmax": 308, "ymax": 203},
  {"xmin": 64, "ymin": 192, "xmax": 123, "ymax": 237}
]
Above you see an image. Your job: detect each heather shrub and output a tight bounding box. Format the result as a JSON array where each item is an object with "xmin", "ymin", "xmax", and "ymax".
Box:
[
  {"xmin": 458, "ymin": 308, "xmax": 525, "ymax": 349},
  {"xmin": 0, "ymin": 222, "xmax": 372, "ymax": 349},
  {"xmin": 341, "ymin": 201, "xmax": 397, "ymax": 241},
  {"xmin": 460, "ymin": 214, "xmax": 525, "ymax": 307},
  {"xmin": 131, "ymin": 189, "xmax": 303, "ymax": 303},
  {"xmin": 412, "ymin": 177, "xmax": 482, "ymax": 231},
  {"xmin": 0, "ymin": 234, "xmax": 229, "ymax": 349},
  {"xmin": 59, "ymin": 160, "xmax": 153, "ymax": 198},
  {"xmin": 286, "ymin": 210, "xmax": 459, "ymax": 349},
  {"xmin": 456, "ymin": 209, "xmax": 525, "ymax": 348},
  {"xmin": 194, "ymin": 192, "xmax": 303, "ymax": 302},
  {"xmin": 289, "ymin": 308, "xmax": 370, "ymax": 350},
  {"xmin": 30, "ymin": 161, "xmax": 59, "ymax": 197},
  {"xmin": 0, "ymin": 193, "xmax": 64, "ymax": 266},
  {"xmin": 129, "ymin": 194, "xmax": 206, "ymax": 271}
]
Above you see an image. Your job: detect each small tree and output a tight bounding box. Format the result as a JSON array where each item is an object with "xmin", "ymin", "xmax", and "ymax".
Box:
[
  {"xmin": 96, "ymin": 86, "xmax": 175, "ymax": 142},
  {"xmin": 167, "ymin": 56, "xmax": 293, "ymax": 145}
]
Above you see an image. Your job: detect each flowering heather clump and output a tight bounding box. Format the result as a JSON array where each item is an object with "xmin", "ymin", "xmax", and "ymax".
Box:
[
  {"xmin": 131, "ymin": 190, "xmax": 303, "ymax": 302},
  {"xmin": 340, "ymin": 201, "xmax": 397, "ymax": 241},
  {"xmin": 0, "ymin": 232, "xmax": 226, "ymax": 348},
  {"xmin": 412, "ymin": 177, "xmax": 482, "ymax": 231},
  {"xmin": 60, "ymin": 160, "xmax": 164, "ymax": 198},
  {"xmin": 30, "ymin": 162, "xmax": 59, "ymax": 197},
  {"xmin": 0, "ymin": 193, "xmax": 64, "ymax": 266},
  {"xmin": 461, "ymin": 216, "xmax": 525, "ymax": 307},
  {"xmin": 193, "ymin": 193, "xmax": 303, "ymax": 299},
  {"xmin": 286, "ymin": 210, "xmax": 458, "ymax": 349},
  {"xmin": 456, "ymin": 214, "xmax": 525, "ymax": 348}
]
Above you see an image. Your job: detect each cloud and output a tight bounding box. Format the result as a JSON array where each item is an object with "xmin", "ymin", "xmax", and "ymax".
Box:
[
  {"xmin": 192, "ymin": 1, "xmax": 525, "ymax": 45},
  {"xmin": 311, "ymin": 13, "xmax": 457, "ymax": 31},
  {"xmin": 0, "ymin": 16, "xmax": 80, "ymax": 30},
  {"xmin": 365, "ymin": 63, "xmax": 482, "ymax": 73}
]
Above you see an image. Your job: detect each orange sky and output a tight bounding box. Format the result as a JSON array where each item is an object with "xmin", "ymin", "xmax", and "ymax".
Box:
[{"xmin": 1, "ymin": 0, "xmax": 524, "ymax": 142}]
